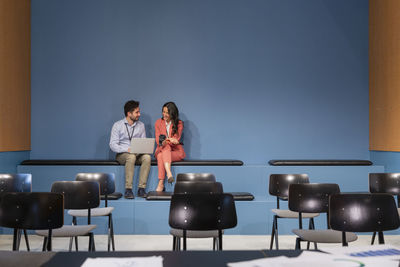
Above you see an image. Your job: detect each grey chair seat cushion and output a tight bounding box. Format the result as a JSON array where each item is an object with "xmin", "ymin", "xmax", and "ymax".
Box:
[
  {"xmin": 36, "ymin": 225, "xmax": 97, "ymax": 237},
  {"xmin": 68, "ymin": 207, "xmax": 114, "ymax": 217},
  {"xmin": 170, "ymin": 228, "xmax": 224, "ymax": 238},
  {"xmin": 292, "ymin": 229, "xmax": 357, "ymax": 243},
  {"xmin": 271, "ymin": 209, "xmax": 319, "ymax": 218}
]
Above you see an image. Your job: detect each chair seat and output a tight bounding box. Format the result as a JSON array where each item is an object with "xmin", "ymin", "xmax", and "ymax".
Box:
[
  {"xmin": 292, "ymin": 229, "xmax": 357, "ymax": 243},
  {"xmin": 271, "ymin": 209, "xmax": 319, "ymax": 218},
  {"xmin": 36, "ymin": 225, "xmax": 97, "ymax": 237},
  {"xmin": 68, "ymin": 207, "xmax": 114, "ymax": 217},
  {"xmin": 170, "ymin": 228, "xmax": 224, "ymax": 238}
]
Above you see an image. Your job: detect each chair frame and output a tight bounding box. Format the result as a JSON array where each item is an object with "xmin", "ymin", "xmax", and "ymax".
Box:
[
  {"xmin": 288, "ymin": 183, "xmax": 341, "ymax": 249},
  {"xmin": 169, "ymin": 193, "xmax": 237, "ymax": 251},
  {"xmin": 44, "ymin": 181, "xmax": 100, "ymax": 251},
  {"xmin": 269, "ymin": 174, "xmax": 316, "ymax": 250},
  {"xmin": 0, "ymin": 173, "xmax": 33, "ymax": 251},
  {"xmin": 0, "ymin": 192, "xmax": 63, "ymax": 251},
  {"xmin": 171, "ymin": 181, "xmax": 224, "ymax": 251},
  {"xmin": 369, "ymin": 173, "xmax": 400, "ymax": 244},
  {"xmin": 330, "ymin": 193, "xmax": 400, "ymax": 246},
  {"xmin": 72, "ymin": 173, "xmax": 116, "ymax": 251}
]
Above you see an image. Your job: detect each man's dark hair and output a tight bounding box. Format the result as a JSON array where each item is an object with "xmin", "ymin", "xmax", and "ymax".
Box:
[{"xmin": 124, "ymin": 100, "xmax": 140, "ymax": 116}]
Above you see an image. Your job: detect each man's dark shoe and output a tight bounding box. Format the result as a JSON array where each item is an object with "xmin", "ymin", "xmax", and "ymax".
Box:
[
  {"xmin": 124, "ymin": 189, "xmax": 134, "ymax": 199},
  {"xmin": 137, "ymin": 188, "xmax": 147, "ymax": 198}
]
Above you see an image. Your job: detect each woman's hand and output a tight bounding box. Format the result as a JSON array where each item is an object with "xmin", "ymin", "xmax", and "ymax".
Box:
[{"xmin": 168, "ymin": 138, "xmax": 179, "ymax": 145}]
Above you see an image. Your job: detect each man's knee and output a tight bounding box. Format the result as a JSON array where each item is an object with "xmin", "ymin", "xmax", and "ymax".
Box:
[
  {"xmin": 142, "ymin": 154, "xmax": 151, "ymax": 163},
  {"xmin": 125, "ymin": 154, "xmax": 137, "ymax": 163}
]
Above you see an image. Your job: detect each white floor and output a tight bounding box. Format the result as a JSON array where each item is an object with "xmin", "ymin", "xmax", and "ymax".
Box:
[{"xmin": 0, "ymin": 234, "xmax": 399, "ymax": 252}]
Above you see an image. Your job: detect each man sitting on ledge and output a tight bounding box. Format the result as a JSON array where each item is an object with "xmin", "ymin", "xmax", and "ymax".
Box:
[{"xmin": 109, "ymin": 100, "xmax": 151, "ymax": 199}]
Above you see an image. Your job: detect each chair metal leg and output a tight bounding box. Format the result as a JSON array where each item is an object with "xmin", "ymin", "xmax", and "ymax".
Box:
[
  {"xmin": 88, "ymin": 233, "xmax": 96, "ymax": 251},
  {"xmin": 213, "ymin": 237, "xmax": 217, "ymax": 251},
  {"xmin": 270, "ymin": 215, "xmax": 279, "ymax": 250},
  {"xmin": 342, "ymin": 231, "xmax": 348, "ymax": 247},
  {"xmin": 371, "ymin": 231, "xmax": 376, "ymax": 245},
  {"xmin": 183, "ymin": 230, "xmax": 187, "ymax": 251},
  {"xmin": 172, "ymin": 236, "xmax": 176, "ymax": 251},
  {"xmin": 23, "ymin": 230, "xmax": 30, "ymax": 251},
  {"xmin": 218, "ymin": 230, "xmax": 223, "ymax": 251},
  {"xmin": 47, "ymin": 229, "xmax": 52, "ymax": 251},
  {"xmin": 110, "ymin": 214, "xmax": 115, "ymax": 251},
  {"xmin": 378, "ymin": 231, "xmax": 385, "ymax": 244},
  {"xmin": 42, "ymin": 237, "xmax": 47, "ymax": 251},
  {"xmin": 269, "ymin": 215, "xmax": 276, "ymax": 250},
  {"xmin": 295, "ymin": 237, "xmax": 301, "ymax": 250},
  {"xmin": 73, "ymin": 217, "xmax": 79, "ymax": 251},
  {"xmin": 12, "ymin": 229, "xmax": 19, "ymax": 251},
  {"xmin": 108, "ymin": 215, "xmax": 111, "ymax": 252}
]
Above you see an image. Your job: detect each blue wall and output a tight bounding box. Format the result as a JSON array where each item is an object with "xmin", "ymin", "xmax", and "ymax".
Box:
[
  {"xmin": 30, "ymin": 0, "xmax": 369, "ymax": 163},
  {"xmin": 0, "ymin": 151, "xmax": 30, "ymax": 173},
  {"xmin": 370, "ymin": 151, "xmax": 400, "ymax": 172}
]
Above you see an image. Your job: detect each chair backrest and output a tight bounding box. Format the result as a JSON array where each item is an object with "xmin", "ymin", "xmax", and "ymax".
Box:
[
  {"xmin": 330, "ymin": 193, "xmax": 400, "ymax": 233},
  {"xmin": 269, "ymin": 174, "xmax": 309, "ymax": 199},
  {"xmin": 76, "ymin": 173, "xmax": 115, "ymax": 195},
  {"xmin": 173, "ymin": 181, "xmax": 223, "ymax": 194},
  {"xmin": 169, "ymin": 193, "xmax": 237, "ymax": 231},
  {"xmin": 289, "ymin": 183, "xmax": 340, "ymax": 229},
  {"xmin": 0, "ymin": 192, "xmax": 63, "ymax": 230},
  {"xmin": 51, "ymin": 181, "xmax": 100, "ymax": 210},
  {"xmin": 0, "ymin": 173, "xmax": 32, "ymax": 193},
  {"xmin": 176, "ymin": 173, "xmax": 216, "ymax": 183},
  {"xmin": 369, "ymin": 173, "xmax": 400, "ymax": 198},
  {"xmin": 289, "ymin": 183, "xmax": 340, "ymax": 214}
]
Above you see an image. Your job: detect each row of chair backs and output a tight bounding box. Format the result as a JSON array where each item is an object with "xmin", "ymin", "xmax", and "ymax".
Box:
[
  {"xmin": 286, "ymin": 182, "xmax": 400, "ymax": 233},
  {"xmin": 0, "ymin": 181, "xmax": 100, "ymax": 230}
]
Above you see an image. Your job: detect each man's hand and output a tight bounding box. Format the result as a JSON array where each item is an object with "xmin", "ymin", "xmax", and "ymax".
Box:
[{"xmin": 127, "ymin": 148, "xmax": 131, "ymax": 153}]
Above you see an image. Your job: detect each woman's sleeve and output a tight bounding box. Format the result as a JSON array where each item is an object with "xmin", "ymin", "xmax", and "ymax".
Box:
[
  {"xmin": 155, "ymin": 120, "xmax": 160, "ymax": 146},
  {"xmin": 175, "ymin": 121, "xmax": 183, "ymax": 141}
]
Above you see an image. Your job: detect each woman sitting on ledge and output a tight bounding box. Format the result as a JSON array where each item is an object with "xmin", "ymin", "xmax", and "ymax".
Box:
[{"xmin": 155, "ymin": 102, "xmax": 186, "ymax": 192}]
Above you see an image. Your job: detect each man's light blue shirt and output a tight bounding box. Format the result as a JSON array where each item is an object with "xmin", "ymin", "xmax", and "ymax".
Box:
[{"xmin": 109, "ymin": 118, "xmax": 146, "ymax": 153}]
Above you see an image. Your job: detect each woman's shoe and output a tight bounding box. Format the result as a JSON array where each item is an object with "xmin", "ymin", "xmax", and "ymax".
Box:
[
  {"xmin": 168, "ymin": 176, "xmax": 174, "ymax": 184},
  {"xmin": 156, "ymin": 185, "xmax": 164, "ymax": 192}
]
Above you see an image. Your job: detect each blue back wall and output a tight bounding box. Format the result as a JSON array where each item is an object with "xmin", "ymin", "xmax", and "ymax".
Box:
[{"xmin": 31, "ymin": 0, "xmax": 369, "ymax": 164}]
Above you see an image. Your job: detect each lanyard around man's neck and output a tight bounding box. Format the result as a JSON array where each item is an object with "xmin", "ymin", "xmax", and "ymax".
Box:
[{"xmin": 125, "ymin": 123, "xmax": 134, "ymax": 141}]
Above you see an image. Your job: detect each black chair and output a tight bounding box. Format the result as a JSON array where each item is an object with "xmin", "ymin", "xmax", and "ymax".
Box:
[
  {"xmin": 268, "ymin": 174, "xmax": 319, "ymax": 249},
  {"xmin": 0, "ymin": 192, "xmax": 63, "ymax": 251},
  {"xmin": 170, "ymin": 181, "xmax": 224, "ymax": 251},
  {"xmin": 289, "ymin": 183, "xmax": 357, "ymax": 249},
  {"xmin": 369, "ymin": 173, "xmax": 400, "ymax": 244},
  {"xmin": 169, "ymin": 193, "xmax": 237, "ymax": 251},
  {"xmin": 69, "ymin": 173, "xmax": 116, "ymax": 251},
  {"xmin": 176, "ymin": 173, "xmax": 216, "ymax": 183},
  {"xmin": 36, "ymin": 181, "xmax": 100, "ymax": 251},
  {"xmin": 330, "ymin": 193, "xmax": 400, "ymax": 245},
  {"xmin": 0, "ymin": 173, "xmax": 32, "ymax": 250}
]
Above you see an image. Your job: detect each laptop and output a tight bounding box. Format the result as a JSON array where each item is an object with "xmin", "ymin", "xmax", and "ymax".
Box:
[{"xmin": 130, "ymin": 138, "xmax": 155, "ymax": 154}]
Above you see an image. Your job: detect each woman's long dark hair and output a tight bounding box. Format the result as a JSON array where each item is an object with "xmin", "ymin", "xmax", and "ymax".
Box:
[{"xmin": 162, "ymin": 102, "xmax": 180, "ymax": 136}]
